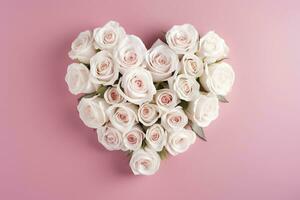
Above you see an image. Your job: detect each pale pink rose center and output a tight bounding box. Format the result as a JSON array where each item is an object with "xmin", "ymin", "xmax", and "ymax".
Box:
[
  {"xmin": 175, "ymin": 138, "xmax": 185, "ymax": 145},
  {"xmin": 105, "ymin": 132, "xmax": 117, "ymax": 144},
  {"xmin": 127, "ymin": 133, "xmax": 137, "ymax": 144},
  {"xmin": 117, "ymin": 111, "xmax": 129, "ymax": 123},
  {"xmin": 142, "ymin": 107, "xmax": 150, "ymax": 116},
  {"xmin": 155, "ymin": 54, "xmax": 169, "ymax": 66},
  {"xmin": 140, "ymin": 159, "xmax": 151, "ymax": 168},
  {"xmin": 135, "ymin": 79, "xmax": 143, "ymax": 87},
  {"xmin": 104, "ymin": 31, "xmax": 116, "ymax": 44},
  {"xmin": 124, "ymin": 51, "xmax": 137, "ymax": 65},
  {"xmin": 175, "ymin": 32, "xmax": 188, "ymax": 45},
  {"xmin": 84, "ymin": 106, "xmax": 93, "ymax": 118},
  {"xmin": 170, "ymin": 115, "xmax": 182, "ymax": 124},
  {"xmin": 132, "ymin": 77, "xmax": 145, "ymax": 90},
  {"xmin": 97, "ymin": 60, "xmax": 111, "ymax": 75},
  {"xmin": 161, "ymin": 94, "xmax": 173, "ymax": 105},
  {"xmin": 190, "ymin": 61, "xmax": 197, "ymax": 72},
  {"xmin": 151, "ymin": 131, "xmax": 160, "ymax": 141},
  {"xmin": 110, "ymin": 89, "xmax": 119, "ymax": 101},
  {"xmin": 74, "ymin": 38, "xmax": 86, "ymax": 50},
  {"xmin": 182, "ymin": 81, "xmax": 192, "ymax": 94}
]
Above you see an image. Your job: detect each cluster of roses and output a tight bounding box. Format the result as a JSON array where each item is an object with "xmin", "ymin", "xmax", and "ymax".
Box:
[{"xmin": 65, "ymin": 21, "xmax": 235, "ymax": 175}]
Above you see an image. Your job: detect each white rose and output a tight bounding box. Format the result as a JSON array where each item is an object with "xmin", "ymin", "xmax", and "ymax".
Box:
[
  {"xmin": 161, "ymin": 106, "xmax": 188, "ymax": 132},
  {"xmin": 129, "ymin": 148, "xmax": 160, "ymax": 175},
  {"xmin": 186, "ymin": 93, "xmax": 219, "ymax": 127},
  {"xmin": 138, "ymin": 103, "xmax": 161, "ymax": 126},
  {"xmin": 154, "ymin": 89, "xmax": 180, "ymax": 112},
  {"xmin": 146, "ymin": 124, "xmax": 167, "ymax": 152},
  {"xmin": 166, "ymin": 24, "xmax": 199, "ymax": 54},
  {"xmin": 104, "ymin": 86, "xmax": 125, "ymax": 105},
  {"xmin": 117, "ymin": 68, "xmax": 156, "ymax": 105},
  {"xmin": 200, "ymin": 62, "xmax": 235, "ymax": 96},
  {"xmin": 77, "ymin": 96, "xmax": 109, "ymax": 129},
  {"xmin": 172, "ymin": 74, "xmax": 200, "ymax": 101},
  {"xmin": 114, "ymin": 35, "xmax": 147, "ymax": 74},
  {"xmin": 93, "ymin": 21, "xmax": 126, "ymax": 50},
  {"xmin": 165, "ymin": 128, "xmax": 196, "ymax": 156},
  {"xmin": 198, "ymin": 31, "xmax": 229, "ymax": 64},
  {"xmin": 145, "ymin": 39, "xmax": 179, "ymax": 82},
  {"xmin": 65, "ymin": 63, "xmax": 97, "ymax": 95},
  {"xmin": 90, "ymin": 50, "xmax": 119, "ymax": 85},
  {"xmin": 180, "ymin": 53, "xmax": 204, "ymax": 77},
  {"xmin": 106, "ymin": 103, "xmax": 138, "ymax": 132},
  {"xmin": 97, "ymin": 123, "xmax": 123, "ymax": 151},
  {"xmin": 123, "ymin": 126, "xmax": 145, "ymax": 151},
  {"xmin": 68, "ymin": 31, "xmax": 96, "ymax": 64}
]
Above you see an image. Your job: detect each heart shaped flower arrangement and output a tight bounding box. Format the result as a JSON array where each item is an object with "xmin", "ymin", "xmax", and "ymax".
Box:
[{"xmin": 65, "ymin": 21, "xmax": 235, "ymax": 175}]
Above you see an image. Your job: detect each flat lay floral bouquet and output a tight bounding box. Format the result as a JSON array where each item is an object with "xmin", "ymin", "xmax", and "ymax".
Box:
[{"xmin": 65, "ymin": 21, "xmax": 235, "ymax": 175}]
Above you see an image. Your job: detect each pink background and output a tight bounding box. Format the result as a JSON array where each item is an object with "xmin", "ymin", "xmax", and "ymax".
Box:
[{"xmin": 1, "ymin": 0, "xmax": 300, "ymax": 199}]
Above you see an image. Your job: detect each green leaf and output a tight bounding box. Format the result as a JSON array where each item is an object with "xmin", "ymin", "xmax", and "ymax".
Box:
[
  {"xmin": 77, "ymin": 91, "xmax": 97, "ymax": 102},
  {"xmin": 217, "ymin": 95, "xmax": 229, "ymax": 103},
  {"xmin": 96, "ymin": 85, "xmax": 107, "ymax": 97},
  {"xmin": 141, "ymin": 139, "xmax": 147, "ymax": 149},
  {"xmin": 155, "ymin": 81, "xmax": 168, "ymax": 90},
  {"xmin": 215, "ymin": 57, "xmax": 229, "ymax": 63},
  {"xmin": 179, "ymin": 100, "xmax": 189, "ymax": 110},
  {"xmin": 154, "ymin": 82, "xmax": 161, "ymax": 89},
  {"xmin": 158, "ymin": 147, "xmax": 168, "ymax": 160},
  {"xmin": 77, "ymin": 86, "xmax": 108, "ymax": 102},
  {"xmin": 85, "ymin": 63, "xmax": 90, "ymax": 70},
  {"xmin": 191, "ymin": 123, "xmax": 207, "ymax": 141},
  {"xmin": 126, "ymin": 150, "xmax": 133, "ymax": 158}
]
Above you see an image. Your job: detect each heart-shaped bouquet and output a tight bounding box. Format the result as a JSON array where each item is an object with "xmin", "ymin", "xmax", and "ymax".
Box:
[{"xmin": 65, "ymin": 21, "xmax": 235, "ymax": 175}]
